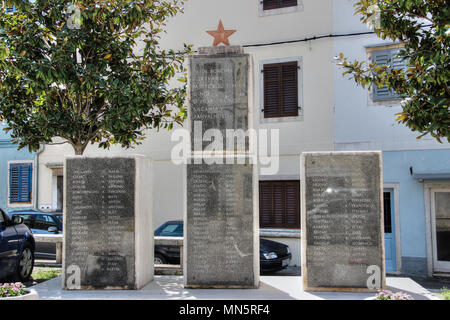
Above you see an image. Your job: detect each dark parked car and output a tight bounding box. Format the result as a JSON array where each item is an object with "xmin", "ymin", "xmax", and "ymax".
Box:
[
  {"xmin": 154, "ymin": 220, "xmax": 292, "ymax": 273},
  {"xmin": 259, "ymin": 238, "xmax": 291, "ymax": 272},
  {"xmin": 154, "ymin": 220, "xmax": 183, "ymax": 265},
  {"xmin": 0, "ymin": 208, "xmax": 35, "ymax": 281},
  {"xmin": 9, "ymin": 210, "xmax": 63, "ymax": 260}
]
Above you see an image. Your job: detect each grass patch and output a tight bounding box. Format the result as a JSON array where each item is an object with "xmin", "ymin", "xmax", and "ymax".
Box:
[
  {"xmin": 441, "ymin": 287, "xmax": 450, "ymax": 300},
  {"xmin": 32, "ymin": 267, "xmax": 62, "ymax": 281}
]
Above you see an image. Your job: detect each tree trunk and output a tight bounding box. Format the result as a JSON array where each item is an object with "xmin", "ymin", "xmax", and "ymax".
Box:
[{"xmin": 73, "ymin": 143, "xmax": 86, "ymax": 155}]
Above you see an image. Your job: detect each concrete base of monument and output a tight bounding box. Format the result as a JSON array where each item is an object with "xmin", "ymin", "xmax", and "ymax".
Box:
[
  {"xmin": 31, "ymin": 275, "xmax": 439, "ymax": 300},
  {"xmin": 184, "ymin": 284, "xmax": 259, "ymax": 289}
]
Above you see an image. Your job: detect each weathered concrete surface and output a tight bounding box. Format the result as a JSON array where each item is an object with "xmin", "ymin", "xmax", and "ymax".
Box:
[
  {"xmin": 301, "ymin": 152, "xmax": 385, "ymax": 292},
  {"xmin": 184, "ymin": 156, "xmax": 259, "ymax": 288},
  {"xmin": 63, "ymin": 155, "xmax": 153, "ymax": 290},
  {"xmin": 189, "ymin": 46, "xmax": 252, "ymax": 153}
]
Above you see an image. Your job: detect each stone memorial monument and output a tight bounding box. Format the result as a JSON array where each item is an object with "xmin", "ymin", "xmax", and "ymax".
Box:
[
  {"xmin": 63, "ymin": 155, "xmax": 153, "ymax": 290},
  {"xmin": 301, "ymin": 151, "xmax": 386, "ymax": 292},
  {"xmin": 184, "ymin": 37, "xmax": 259, "ymax": 288}
]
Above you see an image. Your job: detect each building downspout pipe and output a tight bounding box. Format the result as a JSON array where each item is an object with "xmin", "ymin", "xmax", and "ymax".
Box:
[{"xmin": 34, "ymin": 143, "xmax": 45, "ymax": 210}]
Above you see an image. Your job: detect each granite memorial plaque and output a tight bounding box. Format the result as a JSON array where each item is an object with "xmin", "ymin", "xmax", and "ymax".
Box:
[
  {"xmin": 184, "ymin": 156, "xmax": 259, "ymax": 288},
  {"xmin": 189, "ymin": 46, "xmax": 252, "ymax": 152},
  {"xmin": 301, "ymin": 152, "xmax": 386, "ymax": 292},
  {"xmin": 63, "ymin": 155, "xmax": 153, "ymax": 290}
]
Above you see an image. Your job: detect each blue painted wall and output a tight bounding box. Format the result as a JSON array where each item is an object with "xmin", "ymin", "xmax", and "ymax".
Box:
[
  {"xmin": 0, "ymin": 122, "xmax": 36, "ymax": 213},
  {"xmin": 383, "ymin": 149, "xmax": 450, "ymax": 275}
]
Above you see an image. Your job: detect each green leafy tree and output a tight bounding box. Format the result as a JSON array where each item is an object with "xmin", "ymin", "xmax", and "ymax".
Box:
[
  {"xmin": 337, "ymin": 0, "xmax": 449, "ymax": 143},
  {"xmin": 0, "ymin": 0, "xmax": 192, "ymax": 154}
]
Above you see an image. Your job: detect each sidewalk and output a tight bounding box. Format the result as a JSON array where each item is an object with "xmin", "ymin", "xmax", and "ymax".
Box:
[
  {"xmin": 409, "ymin": 275, "xmax": 450, "ymax": 294},
  {"xmin": 31, "ymin": 275, "xmax": 439, "ymax": 300}
]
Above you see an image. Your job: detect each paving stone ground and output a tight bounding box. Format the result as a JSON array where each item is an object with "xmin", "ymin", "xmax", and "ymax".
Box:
[{"xmin": 30, "ymin": 274, "xmax": 440, "ymax": 300}]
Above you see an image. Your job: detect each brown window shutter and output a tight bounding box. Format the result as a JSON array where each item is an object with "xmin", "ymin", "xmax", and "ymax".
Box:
[
  {"xmin": 263, "ymin": 0, "xmax": 281, "ymax": 10},
  {"xmin": 263, "ymin": 64, "xmax": 281, "ymax": 117},
  {"xmin": 263, "ymin": 0, "xmax": 297, "ymax": 10},
  {"xmin": 282, "ymin": 0, "xmax": 298, "ymax": 8},
  {"xmin": 285, "ymin": 182, "xmax": 300, "ymax": 228},
  {"xmin": 272, "ymin": 183, "xmax": 285, "ymax": 225},
  {"xmin": 259, "ymin": 183, "xmax": 273, "ymax": 227},
  {"xmin": 281, "ymin": 62, "xmax": 298, "ymax": 116},
  {"xmin": 259, "ymin": 181, "xmax": 300, "ymax": 229},
  {"xmin": 263, "ymin": 61, "xmax": 298, "ymax": 118}
]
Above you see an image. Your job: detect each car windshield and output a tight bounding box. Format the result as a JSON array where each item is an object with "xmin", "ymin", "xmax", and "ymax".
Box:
[
  {"xmin": 55, "ymin": 215, "xmax": 63, "ymax": 222},
  {"xmin": 158, "ymin": 223, "xmax": 183, "ymax": 236}
]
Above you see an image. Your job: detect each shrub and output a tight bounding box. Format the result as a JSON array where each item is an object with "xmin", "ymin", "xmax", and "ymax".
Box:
[
  {"xmin": 441, "ymin": 287, "xmax": 450, "ymax": 300},
  {"xmin": 0, "ymin": 282, "xmax": 27, "ymax": 298},
  {"xmin": 376, "ymin": 289, "xmax": 414, "ymax": 300}
]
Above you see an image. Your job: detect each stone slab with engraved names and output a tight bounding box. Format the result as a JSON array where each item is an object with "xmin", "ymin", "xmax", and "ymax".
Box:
[
  {"xmin": 184, "ymin": 156, "xmax": 258, "ymax": 288},
  {"xmin": 63, "ymin": 156, "xmax": 153, "ymax": 290},
  {"xmin": 189, "ymin": 45, "xmax": 251, "ymax": 153},
  {"xmin": 301, "ymin": 152, "xmax": 386, "ymax": 292}
]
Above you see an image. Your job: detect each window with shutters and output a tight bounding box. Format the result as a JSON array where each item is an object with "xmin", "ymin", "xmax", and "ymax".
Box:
[
  {"xmin": 9, "ymin": 162, "xmax": 33, "ymax": 204},
  {"xmin": 263, "ymin": 0, "xmax": 298, "ymax": 10},
  {"xmin": 5, "ymin": 6, "xmax": 16, "ymax": 14},
  {"xmin": 259, "ymin": 1, "xmax": 303, "ymax": 18},
  {"xmin": 369, "ymin": 46, "xmax": 407, "ymax": 102},
  {"xmin": 259, "ymin": 180, "xmax": 300, "ymax": 229},
  {"xmin": 262, "ymin": 61, "xmax": 300, "ymax": 119}
]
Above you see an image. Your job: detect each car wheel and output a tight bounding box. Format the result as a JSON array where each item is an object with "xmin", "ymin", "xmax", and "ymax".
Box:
[
  {"xmin": 154, "ymin": 253, "xmax": 167, "ymax": 265},
  {"xmin": 16, "ymin": 243, "xmax": 34, "ymax": 281}
]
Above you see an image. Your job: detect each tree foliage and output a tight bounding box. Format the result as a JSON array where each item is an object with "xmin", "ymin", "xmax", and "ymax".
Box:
[
  {"xmin": 0, "ymin": 0, "xmax": 193, "ymax": 154},
  {"xmin": 337, "ymin": 0, "xmax": 450, "ymax": 143}
]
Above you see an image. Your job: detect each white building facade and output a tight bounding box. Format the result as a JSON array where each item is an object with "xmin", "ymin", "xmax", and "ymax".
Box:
[{"xmin": 333, "ymin": 1, "xmax": 450, "ymax": 276}]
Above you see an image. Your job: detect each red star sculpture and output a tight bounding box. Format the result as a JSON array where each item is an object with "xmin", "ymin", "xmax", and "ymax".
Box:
[{"xmin": 206, "ymin": 20, "xmax": 236, "ymax": 46}]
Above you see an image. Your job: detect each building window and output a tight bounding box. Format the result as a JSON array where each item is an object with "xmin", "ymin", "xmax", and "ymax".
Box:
[
  {"xmin": 5, "ymin": 6, "xmax": 16, "ymax": 14},
  {"xmin": 259, "ymin": 180, "xmax": 300, "ymax": 229},
  {"xmin": 263, "ymin": 0, "xmax": 298, "ymax": 10},
  {"xmin": 263, "ymin": 61, "xmax": 299, "ymax": 118},
  {"xmin": 370, "ymin": 47, "xmax": 407, "ymax": 102},
  {"xmin": 9, "ymin": 163, "xmax": 33, "ymax": 204}
]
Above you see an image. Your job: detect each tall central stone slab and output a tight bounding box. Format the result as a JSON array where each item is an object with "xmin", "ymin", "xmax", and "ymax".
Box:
[
  {"xmin": 63, "ymin": 155, "xmax": 153, "ymax": 290},
  {"xmin": 184, "ymin": 46, "xmax": 259, "ymax": 288},
  {"xmin": 184, "ymin": 155, "xmax": 258, "ymax": 288},
  {"xmin": 189, "ymin": 46, "xmax": 252, "ymax": 153}
]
